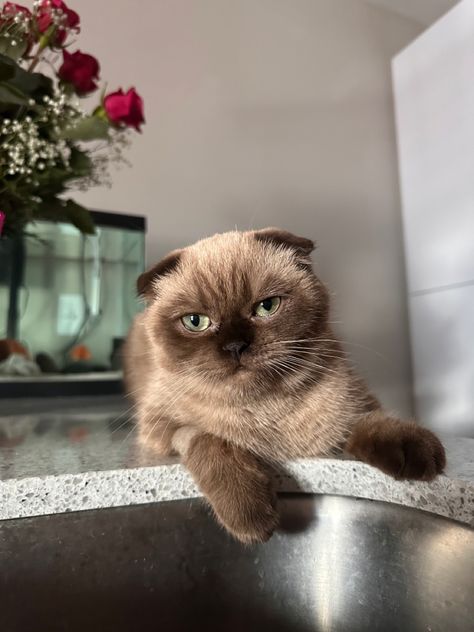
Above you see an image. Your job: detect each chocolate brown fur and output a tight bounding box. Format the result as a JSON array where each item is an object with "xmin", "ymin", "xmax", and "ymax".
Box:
[
  {"xmin": 346, "ymin": 412, "xmax": 446, "ymax": 481},
  {"xmin": 124, "ymin": 228, "xmax": 445, "ymax": 543},
  {"xmin": 184, "ymin": 433, "xmax": 278, "ymax": 544}
]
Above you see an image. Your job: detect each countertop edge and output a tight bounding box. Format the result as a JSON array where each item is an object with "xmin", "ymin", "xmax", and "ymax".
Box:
[{"xmin": 1, "ymin": 458, "xmax": 473, "ymax": 527}]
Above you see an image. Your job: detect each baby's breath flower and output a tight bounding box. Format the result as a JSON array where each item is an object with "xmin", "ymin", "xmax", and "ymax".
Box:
[{"xmin": 0, "ymin": 100, "xmax": 74, "ymax": 178}]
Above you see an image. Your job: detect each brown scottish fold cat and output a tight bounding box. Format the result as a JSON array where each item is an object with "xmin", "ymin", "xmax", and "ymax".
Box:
[{"xmin": 124, "ymin": 228, "xmax": 445, "ymax": 543}]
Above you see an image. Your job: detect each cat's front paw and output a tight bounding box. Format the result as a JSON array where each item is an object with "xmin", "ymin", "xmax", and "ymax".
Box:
[
  {"xmin": 184, "ymin": 433, "xmax": 279, "ymax": 544},
  {"xmin": 212, "ymin": 487, "xmax": 279, "ymax": 545},
  {"xmin": 348, "ymin": 418, "xmax": 446, "ymax": 482}
]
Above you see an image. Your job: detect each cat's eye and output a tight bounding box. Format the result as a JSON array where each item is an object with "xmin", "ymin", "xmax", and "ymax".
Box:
[
  {"xmin": 254, "ymin": 296, "xmax": 281, "ymax": 318},
  {"xmin": 181, "ymin": 314, "xmax": 211, "ymax": 332}
]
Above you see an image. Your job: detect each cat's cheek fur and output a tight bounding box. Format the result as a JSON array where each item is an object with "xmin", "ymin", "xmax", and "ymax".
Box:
[{"xmin": 345, "ymin": 412, "xmax": 446, "ymax": 481}]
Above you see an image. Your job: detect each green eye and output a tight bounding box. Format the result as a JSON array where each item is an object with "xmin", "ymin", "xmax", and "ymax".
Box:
[
  {"xmin": 254, "ymin": 296, "xmax": 281, "ymax": 318},
  {"xmin": 181, "ymin": 314, "xmax": 211, "ymax": 332}
]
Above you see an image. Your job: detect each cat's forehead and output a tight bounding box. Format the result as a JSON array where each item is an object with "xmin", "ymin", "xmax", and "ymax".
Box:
[
  {"xmin": 159, "ymin": 231, "xmax": 300, "ymax": 313},
  {"xmin": 188, "ymin": 231, "xmax": 266, "ymax": 271}
]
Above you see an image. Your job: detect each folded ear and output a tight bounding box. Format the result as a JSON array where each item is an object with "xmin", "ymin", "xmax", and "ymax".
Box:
[
  {"xmin": 254, "ymin": 227, "xmax": 315, "ymax": 267},
  {"xmin": 137, "ymin": 249, "xmax": 182, "ymax": 297}
]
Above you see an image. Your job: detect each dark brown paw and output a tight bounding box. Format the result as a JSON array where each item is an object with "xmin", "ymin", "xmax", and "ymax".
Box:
[
  {"xmin": 348, "ymin": 418, "xmax": 446, "ymax": 482},
  {"xmin": 218, "ymin": 496, "xmax": 279, "ymax": 545},
  {"xmin": 210, "ymin": 469, "xmax": 279, "ymax": 544},
  {"xmin": 185, "ymin": 434, "xmax": 279, "ymax": 544}
]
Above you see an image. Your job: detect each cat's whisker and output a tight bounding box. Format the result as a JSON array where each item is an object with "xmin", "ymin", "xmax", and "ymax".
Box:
[
  {"xmin": 142, "ymin": 370, "xmax": 211, "ymax": 445},
  {"xmin": 107, "ymin": 399, "xmax": 141, "ymax": 435},
  {"xmin": 263, "ymin": 342, "xmax": 358, "ymax": 369},
  {"xmin": 152, "ymin": 372, "xmax": 216, "ymax": 446},
  {"xmin": 266, "ymin": 336, "xmax": 385, "ymax": 359},
  {"xmin": 265, "ymin": 358, "xmax": 319, "ymax": 388},
  {"xmin": 287, "ymin": 361, "xmax": 342, "ymax": 377},
  {"xmin": 109, "ymin": 409, "xmax": 136, "ymax": 435},
  {"xmin": 269, "ymin": 359, "xmax": 327, "ymax": 386},
  {"xmin": 265, "ymin": 362, "xmax": 287, "ymax": 381},
  {"xmin": 275, "ymin": 347, "xmax": 345, "ymax": 359},
  {"xmin": 310, "ymin": 338, "xmax": 387, "ymax": 361},
  {"xmin": 275, "ymin": 355, "xmax": 342, "ymax": 378},
  {"xmin": 266, "ymin": 365, "xmax": 321, "ymax": 391}
]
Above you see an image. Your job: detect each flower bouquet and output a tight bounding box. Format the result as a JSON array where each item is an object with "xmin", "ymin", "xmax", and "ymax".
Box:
[{"xmin": 0, "ymin": 0, "xmax": 144, "ymax": 237}]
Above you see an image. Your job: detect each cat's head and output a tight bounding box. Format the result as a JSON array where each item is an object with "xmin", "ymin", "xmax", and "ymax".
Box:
[{"xmin": 138, "ymin": 228, "xmax": 330, "ymax": 386}]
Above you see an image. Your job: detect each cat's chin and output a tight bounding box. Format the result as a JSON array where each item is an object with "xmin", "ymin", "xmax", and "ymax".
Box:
[
  {"xmin": 223, "ymin": 358, "xmax": 276, "ymax": 380},
  {"xmin": 222, "ymin": 363, "xmax": 255, "ymax": 382}
]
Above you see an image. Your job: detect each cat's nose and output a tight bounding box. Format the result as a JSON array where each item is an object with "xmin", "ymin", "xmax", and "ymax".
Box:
[{"xmin": 222, "ymin": 340, "xmax": 249, "ymax": 361}]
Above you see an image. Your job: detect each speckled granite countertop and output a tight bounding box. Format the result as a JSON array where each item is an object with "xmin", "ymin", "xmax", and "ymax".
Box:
[{"xmin": 0, "ymin": 397, "xmax": 473, "ymax": 526}]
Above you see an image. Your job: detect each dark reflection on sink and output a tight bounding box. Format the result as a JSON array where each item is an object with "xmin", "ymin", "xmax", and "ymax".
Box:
[{"xmin": 1, "ymin": 495, "xmax": 473, "ymax": 632}]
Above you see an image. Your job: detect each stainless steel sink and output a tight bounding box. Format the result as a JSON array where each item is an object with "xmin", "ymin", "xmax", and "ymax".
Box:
[{"xmin": 1, "ymin": 494, "xmax": 473, "ymax": 631}]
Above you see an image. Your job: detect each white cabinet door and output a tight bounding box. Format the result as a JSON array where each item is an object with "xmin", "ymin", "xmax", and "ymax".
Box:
[
  {"xmin": 410, "ymin": 285, "xmax": 474, "ymax": 436},
  {"xmin": 393, "ymin": 0, "xmax": 474, "ymax": 294}
]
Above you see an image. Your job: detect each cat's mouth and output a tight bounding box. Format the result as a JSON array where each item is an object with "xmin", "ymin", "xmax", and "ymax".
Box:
[
  {"xmin": 229, "ymin": 362, "xmax": 249, "ymax": 374},
  {"xmin": 225, "ymin": 351, "xmax": 275, "ymax": 373},
  {"xmin": 222, "ymin": 358, "xmax": 255, "ymax": 377}
]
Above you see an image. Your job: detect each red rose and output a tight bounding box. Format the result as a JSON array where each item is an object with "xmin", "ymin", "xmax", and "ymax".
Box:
[
  {"xmin": 104, "ymin": 88, "xmax": 145, "ymax": 131},
  {"xmin": 1, "ymin": 2, "xmax": 32, "ymax": 18},
  {"xmin": 0, "ymin": 3, "xmax": 32, "ymax": 29},
  {"xmin": 37, "ymin": 0, "xmax": 79, "ymax": 46},
  {"xmin": 58, "ymin": 50, "xmax": 99, "ymax": 95}
]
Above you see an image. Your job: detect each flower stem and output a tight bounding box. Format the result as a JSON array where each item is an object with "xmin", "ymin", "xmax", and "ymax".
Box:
[
  {"xmin": 27, "ymin": 29, "xmax": 53, "ymax": 72},
  {"xmin": 27, "ymin": 41, "xmax": 46, "ymax": 72}
]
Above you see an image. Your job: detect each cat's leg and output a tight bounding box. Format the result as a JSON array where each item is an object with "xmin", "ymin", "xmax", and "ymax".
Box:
[
  {"xmin": 172, "ymin": 427, "xmax": 279, "ymax": 544},
  {"xmin": 345, "ymin": 410, "xmax": 446, "ymax": 481}
]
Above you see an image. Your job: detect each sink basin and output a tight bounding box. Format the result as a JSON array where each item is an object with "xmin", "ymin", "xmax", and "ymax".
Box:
[{"xmin": 1, "ymin": 494, "xmax": 473, "ymax": 631}]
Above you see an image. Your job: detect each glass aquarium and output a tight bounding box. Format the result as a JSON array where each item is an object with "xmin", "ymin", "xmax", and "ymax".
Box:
[{"xmin": 0, "ymin": 211, "xmax": 145, "ymax": 396}]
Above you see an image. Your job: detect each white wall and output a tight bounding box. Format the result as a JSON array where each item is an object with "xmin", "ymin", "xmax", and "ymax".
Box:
[
  {"xmin": 393, "ymin": 0, "xmax": 474, "ymax": 436},
  {"xmin": 74, "ymin": 0, "xmax": 421, "ymax": 416},
  {"xmin": 367, "ymin": 0, "xmax": 459, "ymax": 26}
]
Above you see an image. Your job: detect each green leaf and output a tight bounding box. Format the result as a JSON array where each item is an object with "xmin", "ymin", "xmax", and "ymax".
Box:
[
  {"xmin": 0, "ymin": 81, "xmax": 29, "ymax": 105},
  {"xmin": 34, "ymin": 168, "xmax": 69, "ymax": 196},
  {"xmin": 62, "ymin": 199, "xmax": 96, "ymax": 234},
  {"xmin": 32, "ymin": 150, "xmax": 94, "ymax": 196},
  {"xmin": 0, "ymin": 55, "xmax": 15, "ymax": 80},
  {"xmin": 58, "ymin": 80, "xmax": 76, "ymax": 97},
  {"xmin": 0, "ymin": 199, "xmax": 33, "ymax": 236},
  {"xmin": 68, "ymin": 148, "xmax": 93, "ymax": 177},
  {"xmin": 34, "ymin": 197, "xmax": 96, "ymax": 235},
  {"xmin": 11, "ymin": 69, "xmax": 52, "ymax": 99},
  {"xmin": 0, "ymin": 53, "xmax": 53, "ymax": 99},
  {"xmin": 60, "ymin": 115, "xmax": 110, "ymax": 141},
  {"xmin": 0, "ymin": 36, "xmax": 30, "ymax": 61}
]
